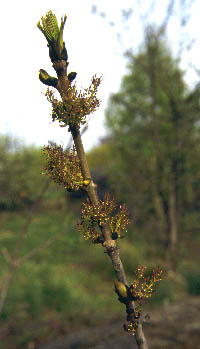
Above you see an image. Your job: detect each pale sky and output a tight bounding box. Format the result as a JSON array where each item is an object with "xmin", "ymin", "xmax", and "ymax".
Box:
[{"xmin": 1, "ymin": 0, "xmax": 200, "ymax": 151}]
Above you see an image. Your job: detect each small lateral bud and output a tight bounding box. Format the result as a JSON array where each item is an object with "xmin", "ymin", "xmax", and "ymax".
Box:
[
  {"xmin": 68, "ymin": 72, "xmax": 77, "ymax": 82},
  {"xmin": 114, "ymin": 281, "xmax": 129, "ymax": 299},
  {"xmin": 39, "ymin": 69, "xmax": 58, "ymax": 87}
]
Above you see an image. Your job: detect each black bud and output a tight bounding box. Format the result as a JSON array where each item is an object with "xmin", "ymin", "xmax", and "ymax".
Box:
[
  {"xmin": 68, "ymin": 72, "xmax": 77, "ymax": 82},
  {"xmin": 112, "ymin": 232, "xmax": 118, "ymax": 240}
]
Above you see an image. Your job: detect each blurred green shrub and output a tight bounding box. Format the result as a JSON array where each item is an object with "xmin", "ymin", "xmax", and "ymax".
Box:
[
  {"xmin": 182, "ymin": 268, "xmax": 200, "ymax": 295},
  {"xmin": 0, "ymin": 134, "xmax": 46, "ymax": 210},
  {"xmin": 149, "ymin": 278, "xmax": 175, "ymax": 305}
]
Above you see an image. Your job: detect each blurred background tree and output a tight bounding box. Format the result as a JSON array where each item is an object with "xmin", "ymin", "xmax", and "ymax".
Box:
[
  {"xmin": 87, "ymin": 27, "xmax": 200, "ymax": 270},
  {"xmin": 0, "ymin": 135, "xmax": 46, "ymax": 210}
]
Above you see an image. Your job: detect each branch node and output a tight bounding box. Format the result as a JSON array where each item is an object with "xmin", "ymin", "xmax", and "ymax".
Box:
[{"xmin": 102, "ymin": 239, "xmax": 116, "ymax": 251}]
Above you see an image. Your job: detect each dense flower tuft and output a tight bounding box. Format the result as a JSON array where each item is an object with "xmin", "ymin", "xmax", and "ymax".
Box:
[
  {"xmin": 77, "ymin": 194, "xmax": 130, "ymax": 242},
  {"xmin": 124, "ymin": 265, "xmax": 163, "ymax": 335},
  {"xmin": 45, "ymin": 75, "xmax": 101, "ymax": 128},
  {"xmin": 129, "ymin": 265, "xmax": 163, "ymax": 302},
  {"xmin": 42, "ymin": 144, "xmax": 84, "ymax": 191}
]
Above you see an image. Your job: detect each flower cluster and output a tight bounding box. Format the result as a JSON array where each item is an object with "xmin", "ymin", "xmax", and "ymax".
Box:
[
  {"xmin": 126, "ymin": 265, "xmax": 163, "ymax": 335},
  {"xmin": 44, "ymin": 75, "xmax": 101, "ymax": 128},
  {"xmin": 110, "ymin": 204, "xmax": 130, "ymax": 238},
  {"xmin": 42, "ymin": 144, "xmax": 84, "ymax": 191},
  {"xmin": 129, "ymin": 265, "xmax": 163, "ymax": 302},
  {"xmin": 77, "ymin": 194, "xmax": 130, "ymax": 242},
  {"xmin": 124, "ymin": 307, "xmax": 141, "ymax": 335}
]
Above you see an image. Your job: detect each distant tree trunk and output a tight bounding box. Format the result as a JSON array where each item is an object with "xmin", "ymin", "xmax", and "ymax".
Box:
[
  {"xmin": 152, "ymin": 188, "xmax": 168, "ymax": 245},
  {"xmin": 167, "ymin": 176, "xmax": 178, "ymax": 269},
  {"xmin": 151, "ymin": 167, "xmax": 178, "ymax": 269}
]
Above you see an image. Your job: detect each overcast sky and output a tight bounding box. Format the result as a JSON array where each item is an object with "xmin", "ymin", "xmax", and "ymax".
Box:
[{"xmin": 1, "ymin": 0, "xmax": 200, "ymax": 151}]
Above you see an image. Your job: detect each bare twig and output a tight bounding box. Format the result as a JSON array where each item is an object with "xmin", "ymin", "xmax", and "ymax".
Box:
[{"xmin": 53, "ymin": 58, "xmax": 148, "ymax": 349}]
